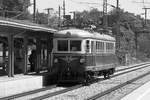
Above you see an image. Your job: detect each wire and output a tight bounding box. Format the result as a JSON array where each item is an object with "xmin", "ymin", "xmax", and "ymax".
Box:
[{"xmin": 70, "ymin": 0, "xmax": 102, "ymax": 5}]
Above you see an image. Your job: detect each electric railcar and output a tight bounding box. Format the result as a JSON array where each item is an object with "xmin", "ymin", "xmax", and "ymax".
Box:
[{"xmin": 52, "ymin": 28, "xmax": 118, "ymax": 83}]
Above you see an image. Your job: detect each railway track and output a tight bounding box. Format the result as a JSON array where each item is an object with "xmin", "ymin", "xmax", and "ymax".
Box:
[
  {"xmin": 112, "ymin": 63, "xmax": 150, "ymax": 78},
  {"xmin": 41, "ymin": 63, "xmax": 150, "ymax": 100},
  {"xmin": 116, "ymin": 62, "xmax": 150, "ymax": 72},
  {"xmin": 0, "ymin": 85, "xmax": 57, "ymax": 100},
  {"xmin": 90, "ymin": 62, "xmax": 150, "ymax": 84},
  {"xmin": 31, "ymin": 84, "xmax": 82, "ymax": 100},
  {"xmin": 87, "ymin": 68, "xmax": 150, "ymax": 100},
  {"xmin": 0, "ymin": 62, "xmax": 150, "ymax": 100}
]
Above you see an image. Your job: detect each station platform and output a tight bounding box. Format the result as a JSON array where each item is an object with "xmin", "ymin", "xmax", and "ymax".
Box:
[
  {"xmin": 0, "ymin": 74, "xmax": 44, "ymax": 98},
  {"xmin": 121, "ymin": 81, "xmax": 150, "ymax": 100}
]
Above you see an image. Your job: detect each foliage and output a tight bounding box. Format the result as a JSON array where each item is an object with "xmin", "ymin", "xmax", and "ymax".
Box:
[
  {"xmin": 36, "ymin": 11, "xmax": 61, "ymax": 29},
  {"xmin": 36, "ymin": 12, "xmax": 48, "ymax": 25},
  {"xmin": 75, "ymin": 8, "xmax": 103, "ymax": 29},
  {"xmin": 110, "ymin": 9, "xmax": 150, "ymax": 63},
  {"xmin": 0, "ymin": 0, "xmax": 31, "ymax": 20}
]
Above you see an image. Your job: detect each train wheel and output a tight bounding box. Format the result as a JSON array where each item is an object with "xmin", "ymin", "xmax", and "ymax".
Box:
[
  {"xmin": 83, "ymin": 73, "xmax": 91, "ymax": 86},
  {"xmin": 104, "ymin": 72, "xmax": 110, "ymax": 79}
]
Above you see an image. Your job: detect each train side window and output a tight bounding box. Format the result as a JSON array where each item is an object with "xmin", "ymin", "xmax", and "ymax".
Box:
[
  {"xmin": 106, "ymin": 42, "xmax": 114, "ymax": 52},
  {"xmin": 91, "ymin": 41, "xmax": 94, "ymax": 53},
  {"xmin": 96, "ymin": 41, "xmax": 104, "ymax": 53},
  {"xmin": 70, "ymin": 40, "xmax": 81, "ymax": 51},
  {"xmin": 100, "ymin": 42, "xmax": 104, "ymax": 52},
  {"xmin": 86, "ymin": 40, "xmax": 90, "ymax": 53},
  {"xmin": 57, "ymin": 40, "xmax": 68, "ymax": 51}
]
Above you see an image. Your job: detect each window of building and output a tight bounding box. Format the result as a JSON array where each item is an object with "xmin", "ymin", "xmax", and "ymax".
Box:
[{"xmin": 57, "ymin": 40, "xmax": 68, "ymax": 51}]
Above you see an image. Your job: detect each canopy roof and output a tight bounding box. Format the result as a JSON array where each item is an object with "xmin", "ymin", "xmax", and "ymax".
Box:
[{"xmin": 0, "ymin": 17, "xmax": 57, "ymax": 33}]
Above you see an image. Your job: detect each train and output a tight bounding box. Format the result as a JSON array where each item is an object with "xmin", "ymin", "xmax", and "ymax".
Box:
[{"xmin": 52, "ymin": 28, "xmax": 118, "ymax": 84}]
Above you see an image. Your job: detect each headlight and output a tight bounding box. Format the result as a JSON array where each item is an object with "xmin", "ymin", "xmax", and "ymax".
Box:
[
  {"xmin": 54, "ymin": 58, "xmax": 58, "ymax": 63},
  {"xmin": 80, "ymin": 58, "xmax": 85, "ymax": 63}
]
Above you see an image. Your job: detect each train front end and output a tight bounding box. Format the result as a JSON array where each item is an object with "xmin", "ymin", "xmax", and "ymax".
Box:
[
  {"xmin": 53, "ymin": 53, "xmax": 86, "ymax": 83},
  {"xmin": 52, "ymin": 32, "xmax": 87, "ymax": 83}
]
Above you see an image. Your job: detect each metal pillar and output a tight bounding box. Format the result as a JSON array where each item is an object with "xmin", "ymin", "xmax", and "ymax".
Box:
[
  {"xmin": 47, "ymin": 35, "xmax": 53, "ymax": 72},
  {"xmin": 23, "ymin": 36, "xmax": 28, "ymax": 74},
  {"xmin": 33, "ymin": 0, "xmax": 36, "ymax": 22},
  {"xmin": 8, "ymin": 34, "xmax": 14, "ymax": 77},
  {"xmin": 36, "ymin": 38, "xmax": 41, "ymax": 73},
  {"xmin": 103, "ymin": 0, "xmax": 108, "ymax": 28},
  {"xmin": 2, "ymin": 43, "xmax": 6, "ymax": 70}
]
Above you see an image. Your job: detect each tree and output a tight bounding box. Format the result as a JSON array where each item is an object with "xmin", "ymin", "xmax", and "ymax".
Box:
[
  {"xmin": 36, "ymin": 12, "xmax": 48, "ymax": 25},
  {"xmin": 36, "ymin": 11, "xmax": 61, "ymax": 29},
  {"xmin": 75, "ymin": 8, "xmax": 103, "ymax": 29},
  {"xmin": 0, "ymin": 0, "xmax": 31, "ymax": 20}
]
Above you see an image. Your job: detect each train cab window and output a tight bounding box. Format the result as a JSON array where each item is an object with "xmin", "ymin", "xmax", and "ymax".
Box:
[
  {"xmin": 57, "ymin": 40, "xmax": 68, "ymax": 51},
  {"xmin": 70, "ymin": 40, "xmax": 81, "ymax": 51}
]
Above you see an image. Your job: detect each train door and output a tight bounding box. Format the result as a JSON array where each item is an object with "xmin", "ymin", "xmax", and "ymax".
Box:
[{"xmin": 40, "ymin": 40, "xmax": 48, "ymax": 71}]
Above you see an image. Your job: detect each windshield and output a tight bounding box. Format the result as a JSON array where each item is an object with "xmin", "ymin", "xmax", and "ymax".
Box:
[
  {"xmin": 57, "ymin": 40, "xmax": 68, "ymax": 51},
  {"xmin": 57, "ymin": 40, "xmax": 81, "ymax": 52},
  {"xmin": 70, "ymin": 40, "xmax": 81, "ymax": 51}
]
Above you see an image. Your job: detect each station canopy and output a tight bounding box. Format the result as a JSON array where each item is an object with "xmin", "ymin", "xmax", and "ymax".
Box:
[{"xmin": 0, "ymin": 17, "xmax": 57, "ymax": 37}]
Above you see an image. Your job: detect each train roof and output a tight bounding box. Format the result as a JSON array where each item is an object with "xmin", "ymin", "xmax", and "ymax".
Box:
[{"xmin": 55, "ymin": 28, "xmax": 115, "ymax": 41}]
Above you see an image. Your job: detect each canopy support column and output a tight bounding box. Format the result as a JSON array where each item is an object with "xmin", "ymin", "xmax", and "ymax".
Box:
[
  {"xmin": 36, "ymin": 38, "xmax": 41, "ymax": 73},
  {"xmin": 47, "ymin": 35, "xmax": 53, "ymax": 72},
  {"xmin": 23, "ymin": 36, "xmax": 28, "ymax": 74},
  {"xmin": 8, "ymin": 34, "xmax": 14, "ymax": 77},
  {"xmin": 2, "ymin": 43, "xmax": 6, "ymax": 71}
]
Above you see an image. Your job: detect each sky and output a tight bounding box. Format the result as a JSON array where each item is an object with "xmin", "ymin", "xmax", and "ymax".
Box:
[{"xmin": 28, "ymin": 0, "xmax": 150, "ymax": 19}]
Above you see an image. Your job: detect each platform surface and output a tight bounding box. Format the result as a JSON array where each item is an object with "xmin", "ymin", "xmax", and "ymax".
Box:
[
  {"xmin": 0, "ymin": 74, "xmax": 43, "ymax": 97},
  {"xmin": 121, "ymin": 81, "xmax": 150, "ymax": 100}
]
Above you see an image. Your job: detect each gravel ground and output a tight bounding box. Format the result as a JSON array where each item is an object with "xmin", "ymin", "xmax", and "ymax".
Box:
[
  {"xmin": 43, "ymin": 63, "xmax": 150, "ymax": 100},
  {"xmin": 97, "ymin": 71, "xmax": 150, "ymax": 100},
  {"xmin": 11, "ymin": 63, "xmax": 150, "ymax": 100}
]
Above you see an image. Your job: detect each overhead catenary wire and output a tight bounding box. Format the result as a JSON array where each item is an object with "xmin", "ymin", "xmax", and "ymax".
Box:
[{"xmin": 70, "ymin": 0, "xmax": 101, "ymax": 5}]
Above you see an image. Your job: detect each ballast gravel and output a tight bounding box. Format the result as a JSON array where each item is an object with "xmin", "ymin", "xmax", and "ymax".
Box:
[{"xmin": 44, "ymin": 63, "xmax": 150, "ymax": 100}]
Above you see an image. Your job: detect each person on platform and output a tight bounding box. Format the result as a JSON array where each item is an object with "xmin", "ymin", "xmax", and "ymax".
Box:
[{"xmin": 29, "ymin": 50, "xmax": 36, "ymax": 72}]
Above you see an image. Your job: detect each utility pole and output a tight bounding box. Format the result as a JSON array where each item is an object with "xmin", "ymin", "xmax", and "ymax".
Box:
[
  {"xmin": 33, "ymin": 0, "xmax": 36, "ymax": 22},
  {"xmin": 45, "ymin": 8, "xmax": 53, "ymax": 26},
  {"xmin": 132, "ymin": 1, "xmax": 150, "ymax": 26},
  {"xmin": 115, "ymin": 0, "xmax": 121, "ymax": 63},
  {"xmin": 63, "ymin": 0, "xmax": 65, "ymax": 19},
  {"xmin": 103, "ymin": 0, "xmax": 108, "ymax": 28},
  {"xmin": 58, "ymin": 5, "xmax": 61, "ymax": 27},
  {"xmin": 132, "ymin": 1, "xmax": 150, "ymax": 58},
  {"xmin": 142, "ymin": 8, "xmax": 150, "ymax": 25}
]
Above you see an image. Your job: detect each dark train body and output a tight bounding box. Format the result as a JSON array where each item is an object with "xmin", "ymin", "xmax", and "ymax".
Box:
[{"xmin": 52, "ymin": 28, "xmax": 118, "ymax": 83}]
